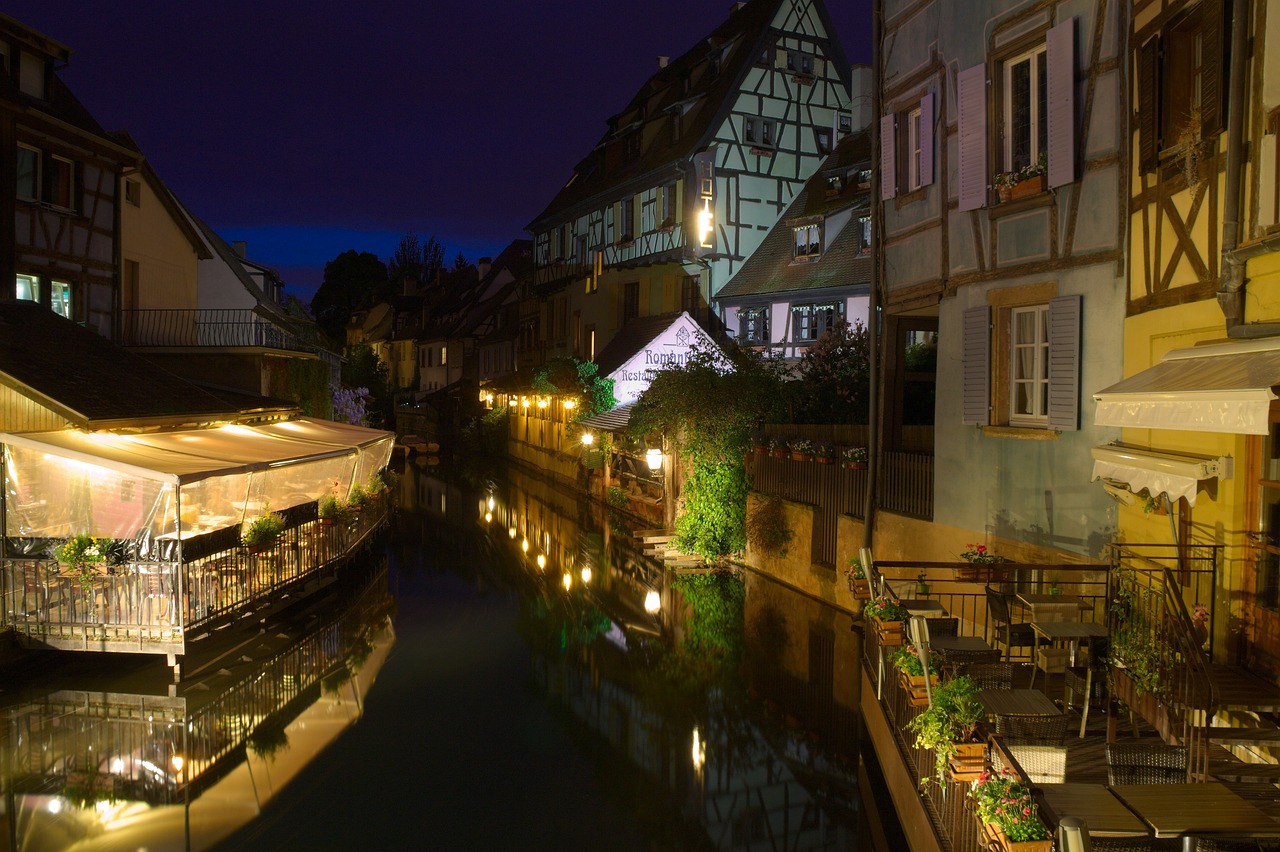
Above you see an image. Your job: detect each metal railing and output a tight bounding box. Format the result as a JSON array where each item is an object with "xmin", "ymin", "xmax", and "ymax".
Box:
[{"xmin": 120, "ymin": 309, "xmax": 327, "ymax": 353}]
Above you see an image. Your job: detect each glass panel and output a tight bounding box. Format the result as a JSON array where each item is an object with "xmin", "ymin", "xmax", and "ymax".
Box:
[
  {"xmin": 50, "ymin": 281, "xmax": 70, "ymax": 318},
  {"xmin": 1014, "ymin": 309, "xmax": 1036, "ymax": 345},
  {"xmin": 1016, "ymin": 347, "xmax": 1035, "ymax": 381},
  {"xmin": 1036, "ymin": 51, "xmax": 1048, "ymax": 161},
  {"xmin": 1013, "ymin": 382, "xmax": 1031, "ymax": 415},
  {"xmin": 16, "ymin": 274, "xmax": 38, "ymax": 303},
  {"xmin": 16, "ymin": 147, "xmax": 37, "ymax": 199},
  {"xmin": 1010, "ymin": 56, "xmax": 1032, "ymax": 171}
]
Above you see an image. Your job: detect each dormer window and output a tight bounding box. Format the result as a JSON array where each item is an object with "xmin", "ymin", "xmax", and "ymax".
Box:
[
  {"xmin": 626, "ymin": 132, "xmax": 641, "ymax": 159},
  {"xmin": 786, "ymin": 51, "xmax": 815, "ymax": 78},
  {"xmin": 825, "ymin": 175, "xmax": 844, "ymax": 196},
  {"xmin": 793, "ymin": 223, "xmax": 821, "ymax": 261}
]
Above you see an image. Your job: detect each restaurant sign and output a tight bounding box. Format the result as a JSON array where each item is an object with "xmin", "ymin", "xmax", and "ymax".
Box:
[{"xmin": 608, "ymin": 312, "xmax": 725, "ymax": 404}]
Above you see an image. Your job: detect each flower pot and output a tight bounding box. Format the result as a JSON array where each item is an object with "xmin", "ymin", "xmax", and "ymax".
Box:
[
  {"xmin": 917, "ymin": 582, "xmax": 930, "ymax": 595},
  {"xmin": 752, "ymin": 444, "xmax": 767, "ymax": 455},
  {"xmin": 843, "ymin": 461, "xmax": 866, "ymax": 470},
  {"xmin": 1009, "ymin": 174, "xmax": 1046, "ymax": 200},
  {"xmin": 816, "ymin": 455, "xmax": 834, "ymax": 465},
  {"xmin": 320, "ymin": 517, "xmax": 335, "ymax": 527},
  {"xmin": 771, "ymin": 449, "xmax": 788, "ymax": 459},
  {"xmin": 947, "ymin": 741, "xmax": 988, "ymax": 781},
  {"xmin": 1001, "ymin": 838, "xmax": 1052, "ymax": 852},
  {"xmin": 997, "ymin": 185, "xmax": 1013, "ymax": 203},
  {"xmin": 848, "ymin": 577, "xmax": 871, "ymax": 599},
  {"xmin": 873, "ymin": 617, "xmax": 905, "ymax": 647},
  {"xmin": 791, "ymin": 452, "xmax": 812, "ymax": 462},
  {"xmin": 899, "ymin": 671, "xmax": 940, "ymax": 706}
]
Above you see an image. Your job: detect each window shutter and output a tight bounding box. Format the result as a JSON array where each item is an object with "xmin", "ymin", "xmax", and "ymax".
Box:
[
  {"xmin": 962, "ymin": 305, "xmax": 991, "ymax": 426},
  {"xmin": 880, "ymin": 114, "xmax": 897, "ymax": 200},
  {"xmin": 1046, "ymin": 18, "xmax": 1076, "ymax": 188},
  {"xmin": 919, "ymin": 92, "xmax": 935, "ymax": 186},
  {"xmin": 1137, "ymin": 37, "xmax": 1160, "ymax": 173},
  {"xmin": 1199, "ymin": 0, "xmax": 1224, "ymax": 137},
  {"xmin": 1047, "ymin": 294, "xmax": 1081, "ymax": 431},
  {"xmin": 775, "ymin": 47, "xmax": 788, "ymax": 68},
  {"xmin": 813, "ymin": 56, "xmax": 825, "ymax": 77},
  {"xmin": 957, "ymin": 64, "xmax": 987, "ymax": 211}
]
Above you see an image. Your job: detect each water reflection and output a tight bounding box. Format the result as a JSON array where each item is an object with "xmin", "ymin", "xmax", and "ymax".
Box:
[
  {"xmin": 0, "ymin": 563, "xmax": 394, "ymax": 851},
  {"xmin": 405, "ymin": 462, "xmax": 871, "ymax": 850}
]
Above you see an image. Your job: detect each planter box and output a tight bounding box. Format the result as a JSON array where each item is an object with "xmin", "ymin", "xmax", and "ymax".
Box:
[
  {"xmin": 948, "ymin": 741, "xmax": 988, "ymax": 781},
  {"xmin": 848, "ymin": 577, "xmax": 871, "ymax": 599},
  {"xmin": 981, "ymin": 823, "xmax": 1051, "ymax": 852},
  {"xmin": 899, "ymin": 671, "xmax": 941, "ymax": 706},
  {"xmin": 1109, "ymin": 666, "xmax": 1176, "ymax": 742},
  {"xmin": 791, "ymin": 451, "xmax": 812, "ymax": 462},
  {"xmin": 955, "ymin": 564, "xmax": 1007, "ymax": 583},
  {"xmin": 874, "ymin": 618, "xmax": 905, "ymax": 647},
  {"xmin": 842, "ymin": 461, "xmax": 867, "ymax": 470}
]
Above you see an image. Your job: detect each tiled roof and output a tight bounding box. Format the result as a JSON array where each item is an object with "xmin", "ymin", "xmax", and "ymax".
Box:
[
  {"xmin": 715, "ymin": 130, "xmax": 874, "ymax": 302},
  {"xmin": 0, "ymin": 301, "xmax": 241, "ymax": 427},
  {"xmin": 593, "ymin": 313, "xmax": 689, "ymax": 377}
]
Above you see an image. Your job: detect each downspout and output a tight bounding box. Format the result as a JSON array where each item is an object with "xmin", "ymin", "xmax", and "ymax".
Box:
[
  {"xmin": 1216, "ymin": 0, "xmax": 1258, "ymax": 335},
  {"xmin": 864, "ymin": 0, "xmax": 884, "ymax": 549}
]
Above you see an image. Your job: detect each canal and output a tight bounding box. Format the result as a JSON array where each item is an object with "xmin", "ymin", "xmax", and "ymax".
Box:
[{"xmin": 0, "ymin": 460, "xmax": 905, "ymax": 850}]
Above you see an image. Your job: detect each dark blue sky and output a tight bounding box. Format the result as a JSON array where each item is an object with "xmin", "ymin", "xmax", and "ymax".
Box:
[{"xmin": 7, "ymin": 1, "xmax": 872, "ymax": 303}]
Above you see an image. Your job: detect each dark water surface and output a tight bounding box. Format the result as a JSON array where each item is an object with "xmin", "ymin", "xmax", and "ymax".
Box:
[{"xmin": 2, "ymin": 462, "xmax": 892, "ymax": 851}]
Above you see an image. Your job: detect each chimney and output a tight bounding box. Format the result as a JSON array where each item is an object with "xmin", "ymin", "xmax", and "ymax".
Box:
[
  {"xmin": 232, "ymin": 240, "xmax": 247, "ymax": 258},
  {"xmin": 848, "ymin": 64, "xmax": 873, "ymax": 133},
  {"xmin": 478, "ymin": 257, "xmax": 492, "ymax": 279},
  {"xmin": 658, "ymin": 56, "xmax": 669, "ymax": 69}
]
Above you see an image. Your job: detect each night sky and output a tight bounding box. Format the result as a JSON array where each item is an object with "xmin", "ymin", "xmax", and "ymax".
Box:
[{"xmin": 6, "ymin": 1, "xmax": 872, "ymax": 303}]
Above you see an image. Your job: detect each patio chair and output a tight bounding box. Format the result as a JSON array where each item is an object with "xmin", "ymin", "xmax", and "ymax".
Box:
[
  {"xmin": 1195, "ymin": 840, "xmax": 1280, "ymax": 852},
  {"xmin": 957, "ymin": 662, "xmax": 1015, "ymax": 690},
  {"xmin": 924, "ymin": 616, "xmax": 958, "ymax": 639},
  {"xmin": 1090, "ymin": 840, "xmax": 1153, "ymax": 852},
  {"xmin": 986, "ymin": 586, "xmax": 1036, "ymax": 661},
  {"xmin": 997, "ymin": 712, "xmax": 1071, "ymax": 784},
  {"xmin": 1105, "ymin": 743, "xmax": 1189, "ymax": 785},
  {"xmin": 1064, "ymin": 639, "xmax": 1109, "ymax": 738}
]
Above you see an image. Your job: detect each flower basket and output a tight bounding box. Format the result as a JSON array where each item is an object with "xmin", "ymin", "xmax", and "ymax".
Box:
[
  {"xmin": 842, "ymin": 460, "xmax": 867, "ymax": 470},
  {"xmin": 791, "ymin": 451, "xmax": 813, "ymax": 462},
  {"xmin": 1009, "ymin": 173, "xmax": 1046, "ymax": 200},
  {"xmin": 771, "ymin": 447, "xmax": 789, "ymax": 459}
]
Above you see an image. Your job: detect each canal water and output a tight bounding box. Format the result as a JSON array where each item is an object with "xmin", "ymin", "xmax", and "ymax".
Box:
[{"xmin": 0, "ymin": 460, "xmax": 905, "ymax": 851}]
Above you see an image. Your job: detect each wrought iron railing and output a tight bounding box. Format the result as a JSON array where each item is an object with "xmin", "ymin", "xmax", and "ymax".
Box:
[{"xmin": 120, "ymin": 309, "xmax": 326, "ymax": 353}]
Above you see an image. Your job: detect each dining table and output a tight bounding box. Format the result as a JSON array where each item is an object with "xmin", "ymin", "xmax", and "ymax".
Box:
[
  {"xmin": 1029, "ymin": 620, "xmax": 1108, "ymax": 687},
  {"xmin": 977, "ymin": 687, "xmax": 1061, "ymax": 718},
  {"xmin": 1016, "ymin": 592, "xmax": 1090, "ymax": 623},
  {"xmin": 1035, "ymin": 783, "xmax": 1149, "ymax": 838},
  {"xmin": 1109, "ymin": 782, "xmax": 1280, "ymax": 851}
]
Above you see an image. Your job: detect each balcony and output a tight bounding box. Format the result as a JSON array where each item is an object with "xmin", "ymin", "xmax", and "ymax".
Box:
[
  {"xmin": 120, "ymin": 309, "xmax": 330, "ymax": 354},
  {"xmin": 858, "ymin": 550, "xmax": 1280, "ymax": 851}
]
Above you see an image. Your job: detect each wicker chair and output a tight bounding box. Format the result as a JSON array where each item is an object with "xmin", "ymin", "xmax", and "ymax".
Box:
[
  {"xmin": 1195, "ymin": 840, "xmax": 1280, "ymax": 852},
  {"xmin": 1105, "ymin": 743, "xmax": 1189, "ymax": 785},
  {"xmin": 986, "ymin": 587, "xmax": 1036, "ymax": 660},
  {"xmin": 957, "ymin": 662, "xmax": 1016, "ymax": 690},
  {"xmin": 1091, "ymin": 839, "xmax": 1154, "ymax": 852},
  {"xmin": 924, "ymin": 616, "xmax": 959, "ymax": 639},
  {"xmin": 996, "ymin": 712, "xmax": 1071, "ymax": 784}
]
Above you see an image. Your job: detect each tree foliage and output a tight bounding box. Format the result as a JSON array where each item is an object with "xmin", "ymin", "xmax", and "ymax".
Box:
[
  {"xmin": 310, "ymin": 250, "xmax": 388, "ymax": 342},
  {"xmin": 790, "ymin": 320, "xmax": 871, "ymax": 424},
  {"xmin": 676, "ymin": 461, "xmax": 749, "ymax": 559},
  {"xmin": 387, "ymin": 232, "xmax": 444, "ymax": 291},
  {"xmin": 532, "ymin": 357, "xmax": 617, "ymax": 419},
  {"xmin": 341, "ymin": 344, "xmax": 393, "ymax": 428}
]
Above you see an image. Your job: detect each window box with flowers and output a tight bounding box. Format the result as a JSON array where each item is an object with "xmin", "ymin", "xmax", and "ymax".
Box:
[
  {"xmin": 788, "ymin": 437, "xmax": 814, "ymax": 462},
  {"xmin": 845, "ymin": 556, "xmax": 870, "ymax": 599},
  {"xmin": 957, "ymin": 543, "xmax": 1007, "ymax": 582},
  {"xmin": 864, "ymin": 596, "xmax": 910, "ymax": 647},
  {"xmin": 768, "ymin": 437, "xmax": 789, "ymax": 459},
  {"xmin": 814, "ymin": 442, "xmax": 835, "ymax": 464},
  {"xmin": 55, "ymin": 533, "xmax": 106, "ymax": 590},
  {"xmin": 969, "ymin": 769, "xmax": 1052, "ymax": 852},
  {"xmin": 907, "ymin": 675, "xmax": 987, "ymax": 786},
  {"xmin": 751, "ymin": 433, "xmax": 769, "ymax": 455},
  {"xmin": 841, "ymin": 446, "xmax": 868, "ymax": 470},
  {"xmin": 994, "ymin": 153, "xmax": 1048, "ymax": 203}
]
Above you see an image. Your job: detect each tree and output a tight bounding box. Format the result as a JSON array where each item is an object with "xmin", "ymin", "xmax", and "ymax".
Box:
[
  {"xmin": 532, "ymin": 357, "xmax": 617, "ymax": 419},
  {"xmin": 791, "ymin": 320, "xmax": 871, "ymax": 424},
  {"xmin": 341, "ymin": 344, "xmax": 393, "ymax": 428},
  {"xmin": 310, "ymin": 250, "xmax": 388, "ymax": 343},
  {"xmin": 387, "ymin": 233, "xmax": 444, "ymax": 292}
]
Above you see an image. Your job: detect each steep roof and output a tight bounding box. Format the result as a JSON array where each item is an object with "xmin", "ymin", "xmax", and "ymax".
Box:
[
  {"xmin": 529, "ymin": 0, "xmax": 832, "ymax": 230},
  {"xmin": 715, "ymin": 129, "xmax": 873, "ymax": 302},
  {"xmin": 593, "ymin": 312, "xmax": 690, "ymax": 377},
  {"xmin": 0, "ymin": 301, "xmax": 242, "ymax": 428}
]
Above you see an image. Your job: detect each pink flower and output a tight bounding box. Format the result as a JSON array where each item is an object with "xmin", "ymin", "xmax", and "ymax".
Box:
[{"xmin": 1023, "ymin": 807, "xmax": 1031, "ymax": 816}]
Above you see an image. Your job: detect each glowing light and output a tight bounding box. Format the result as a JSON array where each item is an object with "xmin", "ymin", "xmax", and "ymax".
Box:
[
  {"xmin": 536, "ymin": 553, "xmax": 546, "ymax": 569},
  {"xmin": 487, "ymin": 496, "xmax": 495, "ymax": 510},
  {"xmin": 563, "ymin": 399, "xmax": 576, "ymax": 410},
  {"xmin": 521, "ymin": 538, "xmax": 529, "ymax": 553},
  {"xmin": 692, "ymin": 727, "xmax": 706, "ymax": 769},
  {"xmin": 110, "ymin": 758, "xmax": 125, "ymax": 773},
  {"xmin": 484, "ymin": 512, "xmax": 492, "ymax": 523},
  {"xmin": 521, "ymin": 397, "xmax": 530, "ymax": 408},
  {"xmin": 562, "ymin": 572, "xmax": 572, "ymax": 591},
  {"xmin": 171, "ymin": 754, "xmax": 184, "ymax": 773},
  {"xmin": 508, "ymin": 527, "xmax": 517, "ymax": 538},
  {"xmin": 644, "ymin": 590, "xmax": 661, "ymax": 614},
  {"xmin": 537, "ymin": 398, "xmax": 549, "ymax": 409},
  {"xmin": 646, "ymin": 448, "xmax": 663, "ymax": 471},
  {"xmin": 581, "ymin": 432, "xmax": 594, "ymax": 446},
  {"xmin": 697, "ymin": 198, "xmax": 714, "ymax": 248},
  {"xmin": 580, "ymin": 567, "xmax": 592, "ymax": 584},
  {"xmin": 48, "ymin": 798, "xmax": 62, "ymax": 814}
]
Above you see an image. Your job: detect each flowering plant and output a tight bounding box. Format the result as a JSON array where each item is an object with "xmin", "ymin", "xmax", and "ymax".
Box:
[
  {"xmin": 864, "ymin": 595, "xmax": 909, "ymax": 622},
  {"xmin": 842, "ymin": 446, "xmax": 868, "ymax": 463},
  {"xmin": 960, "ymin": 543, "xmax": 1005, "ymax": 565},
  {"xmin": 55, "ymin": 534, "xmax": 106, "ymax": 589},
  {"xmin": 814, "ymin": 442, "xmax": 835, "ymax": 459},
  {"xmin": 969, "ymin": 769, "xmax": 1050, "ymax": 841},
  {"xmin": 994, "ymin": 153, "xmax": 1048, "ymax": 190},
  {"xmin": 892, "ymin": 644, "xmax": 940, "ymax": 677},
  {"xmin": 788, "ymin": 437, "xmax": 814, "ymax": 454},
  {"xmin": 1192, "ymin": 603, "xmax": 1209, "ymax": 624},
  {"xmin": 846, "ymin": 556, "xmax": 866, "ymax": 580}
]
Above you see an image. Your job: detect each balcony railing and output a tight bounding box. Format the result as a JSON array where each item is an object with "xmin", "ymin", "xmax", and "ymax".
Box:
[{"xmin": 120, "ymin": 309, "xmax": 323, "ymax": 353}]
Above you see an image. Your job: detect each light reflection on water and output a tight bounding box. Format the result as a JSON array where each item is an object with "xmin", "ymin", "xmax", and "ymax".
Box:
[{"xmin": 1, "ymin": 461, "xmax": 889, "ymax": 850}]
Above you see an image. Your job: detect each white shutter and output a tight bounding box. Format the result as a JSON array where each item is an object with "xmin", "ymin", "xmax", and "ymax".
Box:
[
  {"xmin": 957, "ymin": 64, "xmax": 988, "ymax": 211},
  {"xmin": 919, "ymin": 92, "xmax": 935, "ymax": 187},
  {"xmin": 880, "ymin": 114, "xmax": 897, "ymax": 200},
  {"xmin": 962, "ymin": 306, "xmax": 991, "ymax": 426},
  {"xmin": 1047, "ymin": 294, "xmax": 1081, "ymax": 431},
  {"xmin": 1046, "ymin": 18, "xmax": 1076, "ymax": 188}
]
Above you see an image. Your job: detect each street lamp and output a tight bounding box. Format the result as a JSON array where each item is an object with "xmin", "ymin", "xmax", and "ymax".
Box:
[
  {"xmin": 645, "ymin": 448, "xmax": 663, "ymax": 471},
  {"xmin": 581, "ymin": 432, "xmax": 594, "ymax": 446},
  {"xmin": 644, "ymin": 590, "xmax": 661, "ymax": 614}
]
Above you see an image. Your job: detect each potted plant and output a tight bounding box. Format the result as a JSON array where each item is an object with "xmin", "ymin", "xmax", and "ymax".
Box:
[
  {"xmin": 969, "ymin": 768, "xmax": 1052, "ymax": 852},
  {"xmin": 318, "ymin": 495, "xmax": 352, "ymax": 526},
  {"xmin": 916, "ymin": 569, "xmax": 931, "ymax": 596},
  {"xmin": 864, "ymin": 595, "xmax": 910, "ymax": 647},
  {"xmin": 957, "ymin": 542, "xmax": 1006, "ymax": 583},
  {"xmin": 751, "ymin": 433, "xmax": 769, "ymax": 455},
  {"xmin": 814, "ymin": 442, "xmax": 835, "ymax": 465},
  {"xmin": 789, "ymin": 437, "xmax": 814, "ymax": 462},
  {"xmin": 841, "ymin": 446, "xmax": 868, "ymax": 470},
  {"xmin": 907, "ymin": 675, "xmax": 986, "ymax": 785},
  {"xmin": 846, "ymin": 556, "xmax": 871, "ymax": 599},
  {"xmin": 892, "ymin": 644, "xmax": 941, "ymax": 706},
  {"xmin": 55, "ymin": 533, "xmax": 105, "ymax": 590},
  {"xmin": 242, "ymin": 510, "xmax": 285, "ymax": 552},
  {"xmin": 994, "ymin": 153, "xmax": 1048, "ymax": 203},
  {"xmin": 768, "ymin": 437, "xmax": 789, "ymax": 459},
  {"xmin": 347, "ymin": 484, "xmax": 370, "ymax": 513}
]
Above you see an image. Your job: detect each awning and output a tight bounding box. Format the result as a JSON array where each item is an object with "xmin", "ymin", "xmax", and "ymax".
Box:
[
  {"xmin": 1089, "ymin": 443, "xmax": 1231, "ymax": 507},
  {"xmin": 578, "ymin": 402, "xmax": 636, "ymax": 433},
  {"xmin": 1093, "ymin": 337, "xmax": 1280, "ymax": 434}
]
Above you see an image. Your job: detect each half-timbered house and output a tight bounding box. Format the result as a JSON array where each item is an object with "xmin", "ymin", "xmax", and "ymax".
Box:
[
  {"xmin": 523, "ymin": 0, "xmax": 855, "ymax": 370},
  {"xmin": 872, "ymin": 0, "xmax": 1129, "ymax": 564}
]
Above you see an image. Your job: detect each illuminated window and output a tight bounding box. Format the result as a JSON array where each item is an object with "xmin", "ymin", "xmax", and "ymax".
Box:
[
  {"xmin": 50, "ymin": 281, "xmax": 71, "ymax": 318},
  {"xmin": 440, "ymin": 345, "xmax": 447, "ymax": 366},
  {"xmin": 793, "ymin": 302, "xmax": 844, "ymax": 342},
  {"xmin": 739, "ymin": 307, "xmax": 769, "ymax": 344},
  {"xmin": 16, "ymin": 274, "xmax": 39, "ymax": 303}
]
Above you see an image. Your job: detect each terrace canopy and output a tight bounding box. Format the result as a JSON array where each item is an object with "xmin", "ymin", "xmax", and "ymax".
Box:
[{"xmin": 1, "ymin": 417, "xmax": 393, "ymax": 551}]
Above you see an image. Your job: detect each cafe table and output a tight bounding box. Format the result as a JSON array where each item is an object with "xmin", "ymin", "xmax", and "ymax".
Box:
[
  {"xmin": 1110, "ymin": 782, "xmax": 1280, "ymax": 852},
  {"xmin": 1017, "ymin": 592, "xmax": 1090, "ymax": 622},
  {"xmin": 900, "ymin": 598, "xmax": 947, "ymax": 616},
  {"xmin": 1029, "ymin": 620, "xmax": 1108, "ymax": 688},
  {"xmin": 1035, "ymin": 783, "xmax": 1149, "ymax": 838},
  {"xmin": 977, "ymin": 688, "xmax": 1061, "ymax": 718}
]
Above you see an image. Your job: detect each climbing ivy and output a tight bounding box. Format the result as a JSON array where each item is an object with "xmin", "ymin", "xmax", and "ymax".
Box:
[
  {"xmin": 675, "ymin": 461, "xmax": 748, "ymax": 560},
  {"xmin": 533, "ymin": 356, "xmax": 617, "ymax": 419}
]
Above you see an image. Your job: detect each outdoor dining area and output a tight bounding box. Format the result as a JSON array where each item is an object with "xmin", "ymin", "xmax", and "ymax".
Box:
[
  {"xmin": 858, "ymin": 550, "xmax": 1280, "ymax": 852},
  {"xmin": 0, "ymin": 417, "xmax": 395, "ymax": 658}
]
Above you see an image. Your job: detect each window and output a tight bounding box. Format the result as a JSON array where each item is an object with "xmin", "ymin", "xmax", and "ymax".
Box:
[
  {"xmin": 124, "ymin": 179, "xmax": 141, "ymax": 206},
  {"xmin": 47, "ymin": 155, "xmax": 74, "ymax": 210},
  {"xmin": 739, "ymin": 307, "xmax": 769, "ymax": 344},
  {"xmin": 793, "ymin": 223, "xmax": 821, "ymax": 260},
  {"xmin": 620, "ymin": 197, "xmax": 635, "ymax": 241},
  {"xmin": 586, "ymin": 326, "xmax": 596, "ymax": 361},
  {"xmin": 857, "ymin": 216, "xmax": 872, "ymax": 255},
  {"xmin": 16, "ymin": 145, "xmax": 38, "ymax": 201},
  {"xmin": 961, "ymin": 295, "xmax": 1081, "ymax": 430},
  {"xmin": 16, "ymin": 274, "xmax": 39, "ymax": 303},
  {"xmin": 786, "ymin": 50, "xmax": 815, "ymax": 77},
  {"xmin": 825, "ymin": 174, "xmax": 844, "ymax": 195},
  {"xmin": 882, "ymin": 93, "xmax": 933, "ymax": 199},
  {"xmin": 551, "ymin": 227, "xmax": 563, "ymax": 261},
  {"xmin": 661, "ymin": 183, "xmax": 677, "ymax": 226},
  {"xmin": 623, "ymin": 282, "xmax": 640, "ymax": 322},
  {"xmin": 626, "ymin": 132, "xmax": 641, "ymax": 160},
  {"xmin": 49, "ymin": 280, "xmax": 71, "ymax": 319},
  {"xmin": 907, "ymin": 106, "xmax": 924, "ymax": 190},
  {"xmin": 670, "ymin": 110, "xmax": 682, "ymax": 144},
  {"xmin": 1009, "ymin": 304, "xmax": 1050, "ymax": 424},
  {"xmin": 744, "ymin": 117, "xmax": 778, "ymax": 150},
  {"xmin": 1137, "ymin": 3, "xmax": 1226, "ymax": 172},
  {"xmin": 838, "ymin": 114, "xmax": 852, "ymax": 136},
  {"xmin": 440, "ymin": 345, "xmax": 447, "ymax": 366},
  {"xmin": 18, "ymin": 52, "xmax": 45, "ymax": 99},
  {"xmin": 1002, "ymin": 44, "xmax": 1048, "ymax": 173},
  {"xmin": 792, "ymin": 302, "xmax": 844, "ymax": 342},
  {"xmin": 816, "ymin": 128, "xmax": 832, "ymax": 155},
  {"xmin": 681, "ymin": 275, "xmax": 700, "ymax": 316}
]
